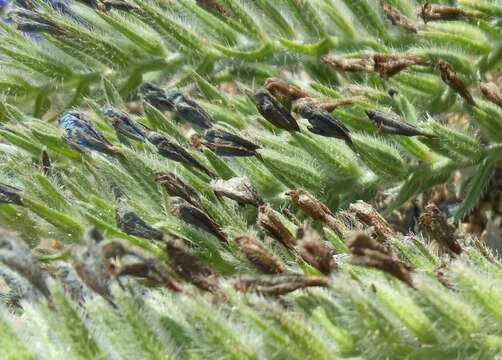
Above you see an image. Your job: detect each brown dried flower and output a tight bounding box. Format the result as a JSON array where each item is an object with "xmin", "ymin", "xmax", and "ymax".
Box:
[
  {"xmin": 419, "ymin": 203, "xmax": 462, "ymax": 255},
  {"xmin": 479, "ymin": 82, "xmax": 502, "ymax": 108},
  {"xmin": 437, "ymin": 59, "xmax": 475, "ymax": 106},
  {"xmin": 349, "ymin": 201, "xmax": 397, "ymax": 241},
  {"xmin": 296, "ymin": 228, "xmax": 337, "ymax": 275},
  {"xmin": 420, "ymin": 3, "xmax": 468, "ymax": 23},
  {"xmin": 264, "ymin": 77, "xmax": 310, "ymax": 102},
  {"xmin": 382, "ymin": 3, "xmax": 419, "ymax": 32},
  {"xmin": 212, "ymin": 177, "xmax": 263, "ymax": 207},
  {"xmin": 321, "ymin": 55, "xmax": 373, "ymax": 72},
  {"xmin": 258, "ymin": 203, "xmax": 296, "ymax": 249},
  {"xmin": 235, "ymin": 235, "xmax": 287, "ymax": 274},
  {"xmin": 233, "ymin": 273, "xmax": 329, "ymax": 296}
]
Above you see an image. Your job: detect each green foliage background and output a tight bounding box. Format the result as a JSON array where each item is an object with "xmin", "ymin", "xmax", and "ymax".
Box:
[{"xmin": 1, "ymin": 0, "xmax": 502, "ymax": 359}]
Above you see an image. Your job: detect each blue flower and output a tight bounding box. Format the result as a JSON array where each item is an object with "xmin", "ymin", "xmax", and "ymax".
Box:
[
  {"xmin": 101, "ymin": 106, "xmax": 146, "ymax": 142},
  {"xmin": 59, "ymin": 110, "xmax": 118, "ymax": 156}
]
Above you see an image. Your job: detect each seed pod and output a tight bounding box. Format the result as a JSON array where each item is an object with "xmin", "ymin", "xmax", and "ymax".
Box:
[
  {"xmin": 437, "ymin": 59, "xmax": 475, "ymax": 106},
  {"xmin": 479, "ymin": 82, "xmax": 502, "ymax": 108},
  {"xmin": 321, "ymin": 55, "xmax": 373, "ymax": 72},
  {"xmin": 365, "ymin": 109, "xmax": 430, "ymax": 137},
  {"xmin": 146, "ymin": 132, "xmax": 216, "ymax": 178},
  {"xmin": 373, "ymin": 53, "xmax": 426, "ymax": 79},
  {"xmin": 235, "ymin": 235, "xmax": 286, "ymax": 274},
  {"xmin": 212, "ymin": 177, "xmax": 263, "ymax": 206},
  {"xmin": 293, "ymin": 99, "xmax": 352, "ymax": 144},
  {"xmin": 0, "ymin": 183, "xmax": 23, "ymax": 206},
  {"xmin": 264, "ymin": 77, "xmax": 310, "ymax": 102},
  {"xmin": 420, "ymin": 3, "xmax": 467, "ymax": 23},
  {"xmin": 102, "ymin": 106, "xmax": 146, "ymax": 142},
  {"xmin": 347, "ymin": 232, "xmax": 413, "ymax": 286},
  {"xmin": 141, "ymin": 83, "xmax": 175, "ymax": 111},
  {"xmin": 0, "ymin": 230, "xmax": 52, "ymax": 303},
  {"xmin": 105, "ymin": 241, "xmax": 182, "ymax": 292},
  {"xmin": 233, "ymin": 274, "xmax": 329, "ymax": 296},
  {"xmin": 116, "ymin": 206, "xmax": 164, "ymax": 241},
  {"xmin": 349, "ymin": 200, "xmax": 397, "ymax": 241},
  {"xmin": 166, "ymin": 237, "xmax": 219, "ymax": 292},
  {"xmin": 419, "ymin": 203, "xmax": 462, "ymax": 255},
  {"xmin": 155, "ymin": 171, "xmax": 201, "ymax": 208},
  {"xmin": 59, "ymin": 110, "xmax": 119, "ymax": 156},
  {"xmin": 258, "ymin": 203, "xmax": 296, "ymax": 249},
  {"xmin": 171, "ymin": 197, "xmax": 227, "ymax": 244},
  {"xmin": 382, "ymin": 3, "xmax": 418, "ymax": 32},
  {"xmin": 255, "ymin": 88, "xmax": 300, "ymax": 132},
  {"xmin": 296, "ymin": 228, "xmax": 337, "ymax": 275},
  {"xmin": 203, "ymin": 128, "xmax": 260, "ymax": 157}
]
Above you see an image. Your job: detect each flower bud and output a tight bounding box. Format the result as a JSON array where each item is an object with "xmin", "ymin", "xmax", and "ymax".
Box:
[
  {"xmin": 164, "ymin": 89, "xmax": 214, "ymax": 130},
  {"xmin": 102, "ymin": 106, "xmax": 146, "ymax": 142},
  {"xmin": 293, "ymin": 99, "xmax": 352, "ymax": 144},
  {"xmin": 255, "ymin": 88, "xmax": 300, "ymax": 132},
  {"xmin": 170, "ymin": 197, "xmax": 227, "ymax": 244},
  {"xmin": 59, "ymin": 110, "xmax": 119, "ymax": 156},
  {"xmin": 212, "ymin": 176, "xmax": 263, "ymax": 206},
  {"xmin": 203, "ymin": 128, "xmax": 260, "ymax": 157},
  {"xmin": 365, "ymin": 110, "xmax": 430, "ymax": 137},
  {"xmin": 115, "ymin": 206, "xmax": 164, "ymax": 241},
  {"xmin": 146, "ymin": 132, "xmax": 216, "ymax": 178},
  {"xmin": 155, "ymin": 171, "xmax": 201, "ymax": 208}
]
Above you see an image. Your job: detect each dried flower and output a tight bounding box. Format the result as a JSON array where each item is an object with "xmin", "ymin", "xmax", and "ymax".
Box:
[
  {"xmin": 349, "ymin": 200, "xmax": 397, "ymax": 241},
  {"xmin": 146, "ymin": 132, "xmax": 216, "ymax": 178},
  {"xmin": 166, "ymin": 237, "xmax": 219, "ymax": 292},
  {"xmin": 102, "ymin": 106, "xmax": 147, "ymax": 142},
  {"xmin": 296, "ymin": 228, "xmax": 337, "ymax": 275},
  {"xmin": 479, "ymin": 82, "xmax": 502, "ymax": 108},
  {"xmin": 203, "ymin": 128, "xmax": 260, "ymax": 157},
  {"xmin": 0, "ymin": 230, "xmax": 52, "ymax": 302},
  {"xmin": 321, "ymin": 55, "xmax": 372, "ymax": 72},
  {"xmin": 155, "ymin": 171, "xmax": 201, "ymax": 208},
  {"xmin": 170, "ymin": 197, "xmax": 227, "ymax": 244},
  {"xmin": 141, "ymin": 83, "xmax": 174, "ymax": 111},
  {"xmin": 211, "ymin": 176, "xmax": 263, "ymax": 206},
  {"xmin": 264, "ymin": 77, "xmax": 309, "ymax": 102},
  {"xmin": 292, "ymin": 96, "xmax": 363, "ymax": 112},
  {"xmin": 365, "ymin": 109, "xmax": 431, "ymax": 137},
  {"xmin": 255, "ymin": 88, "xmax": 300, "ymax": 132},
  {"xmin": 382, "ymin": 3, "xmax": 419, "ymax": 32},
  {"xmin": 235, "ymin": 235, "xmax": 286, "ymax": 274},
  {"xmin": 59, "ymin": 110, "xmax": 119, "ymax": 156},
  {"xmin": 258, "ymin": 203, "xmax": 296, "ymax": 249},
  {"xmin": 348, "ymin": 232, "xmax": 413, "ymax": 286},
  {"xmin": 233, "ymin": 274, "xmax": 329, "ymax": 296},
  {"xmin": 287, "ymin": 188, "xmax": 344, "ymax": 234},
  {"xmin": 419, "ymin": 203, "xmax": 462, "ymax": 255},
  {"xmin": 373, "ymin": 53, "xmax": 426, "ymax": 79},
  {"xmin": 0, "ymin": 182, "xmax": 23, "ymax": 206},
  {"xmin": 115, "ymin": 206, "xmax": 164, "ymax": 241},
  {"xmin": 420, "ymin": 3, "xmax": 467, "ymax": 23},
  {"xmin": 292, "ymin": 99, "xmax": 352, "ymax": 144},
  {"xmin": 437, "ymin": 59, "xmax": 475, "ymax": 106}
]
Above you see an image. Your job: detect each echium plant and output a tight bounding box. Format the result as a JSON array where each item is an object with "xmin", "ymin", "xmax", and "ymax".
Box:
[{"xmin": 1, "ymin": 0, "xmax": 502, "ymax": 359}]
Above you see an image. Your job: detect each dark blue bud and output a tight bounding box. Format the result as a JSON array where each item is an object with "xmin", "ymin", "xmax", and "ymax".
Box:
[
  {"xmin": 165, "ymin": 89, "xmax": 213, "ymax": 130},
  {"xmin": 203, "ymin": 128, "xmax": 259, "ymax": 157},
  {"xmin": 0, "ymin": 183, "xmax": 23, "ymax": 206},
  {"xmin": 59, "ymin": 111, "xmax": 118, "ymax": 156},
  {"xmin": 255, "ymin": 88, "xmax": 300, "ymax": 132},
  {"xmin": 141, "ymin": 83, "xmax": 174, "ymax": 111},
  {"xmin": 102, "ymin": 106, "xmax": 146, "ymax": 142}
]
